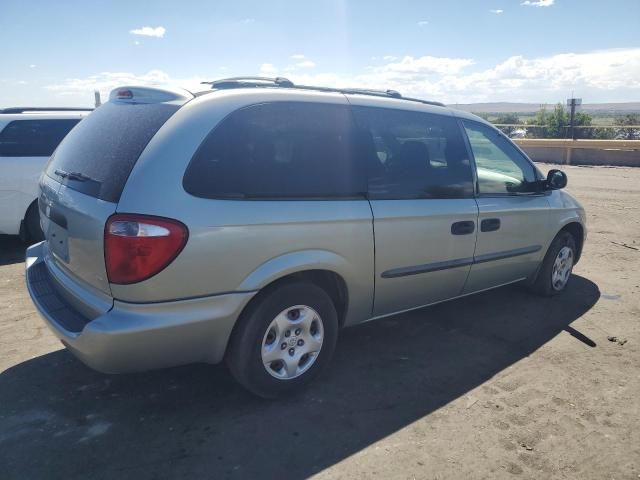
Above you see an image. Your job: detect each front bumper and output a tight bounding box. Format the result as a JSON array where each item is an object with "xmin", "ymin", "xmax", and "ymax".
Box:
[{"xmin": 26, "ymin": 242, "xmax": 256, "ymax": 373}]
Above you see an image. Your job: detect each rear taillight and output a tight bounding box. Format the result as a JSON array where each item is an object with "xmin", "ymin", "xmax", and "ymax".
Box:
[{"xmin": 104, "ymin": 214, "xmax": 188, "ymax": 284}]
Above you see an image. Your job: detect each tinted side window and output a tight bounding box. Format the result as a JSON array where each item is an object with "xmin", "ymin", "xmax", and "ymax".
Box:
[
  {"xmin": 0, "ymin": 119, "xmax": 80, "ymax": 156},
  {"xmin": 184, "ymin": 102, "xmax": 364, "ymax": 199},
  {"xmin": 45, "ymin": 102, "xmax": 179, "ymax": 202},
  {"xmin": 463, "ymin": 121, "xmax": 537, "ymax": 195},
  {"xmin": 352, "ymin": 107, "xmax": 474, "ymax": 199}
]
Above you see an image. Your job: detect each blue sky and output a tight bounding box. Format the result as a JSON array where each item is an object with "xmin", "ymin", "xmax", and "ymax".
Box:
[{"xmin": 1, "ymin": 0, "xmax": 639, "ymax": 107}]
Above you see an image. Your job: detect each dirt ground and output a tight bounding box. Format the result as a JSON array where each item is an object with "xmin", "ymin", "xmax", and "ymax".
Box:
[{"xmin": 1, "ymin": 164, "xmax": 639, "ymax": 480}]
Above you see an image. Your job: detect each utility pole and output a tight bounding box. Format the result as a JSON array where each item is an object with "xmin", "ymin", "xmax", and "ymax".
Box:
[
  {"xmin": 94, "ymin": 91, "xmax": 101, "ymax": 108},
  {"xmin": 566, "ymin": 97, "xmax": 581, "ymax": 140}
]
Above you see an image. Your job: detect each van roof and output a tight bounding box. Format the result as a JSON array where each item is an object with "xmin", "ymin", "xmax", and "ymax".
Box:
[
  {"xmin": 198, "ymin": 76, "xmax": 446, "ymax": 108},
  {"xmin": 104, "ymin": 78, "xmax": 489, "ymax": 126},
  {"xmin": 0, "ymin": 111, "xmax": 91, "ymax": 122},
  {"xmin": 0, "ymin": 107, "xmax": 92, "ymax": 114},
  {"xmin": 195, "ymin": 76, "xmax": 489, "ymax": 125}
]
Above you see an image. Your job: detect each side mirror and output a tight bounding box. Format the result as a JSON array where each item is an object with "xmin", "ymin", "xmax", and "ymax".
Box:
[{"xmin": 546, "ymin": 169, "xmax": 567, "ymax": 190}]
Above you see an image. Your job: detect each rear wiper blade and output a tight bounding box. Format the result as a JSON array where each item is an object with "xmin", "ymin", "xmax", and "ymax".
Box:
[{"xmin": 54, "ymin": 169, "xmax": 97, "ymax": 183}]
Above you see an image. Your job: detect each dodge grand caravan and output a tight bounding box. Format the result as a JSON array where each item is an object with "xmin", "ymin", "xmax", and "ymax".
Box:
[{"xmin": 26, "ymin": 78, "xmax": 586, "ymax": 398}]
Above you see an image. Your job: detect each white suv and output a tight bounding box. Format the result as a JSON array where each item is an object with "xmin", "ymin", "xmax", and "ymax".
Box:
[{"xmin": 0, "ymin": 108, "xmax": 89, "ymax": 240}]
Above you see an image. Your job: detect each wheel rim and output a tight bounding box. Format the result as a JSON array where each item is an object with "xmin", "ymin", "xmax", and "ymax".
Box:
[
  {"xmin": 551, "ymin": 246, "xmax": 574, "ymax": 291},
  {"xmin": 261, "ymin": 305, "xmax": 325, "ymax": 380}
]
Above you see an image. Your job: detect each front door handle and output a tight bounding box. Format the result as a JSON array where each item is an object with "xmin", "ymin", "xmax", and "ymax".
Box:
[
  {"xmin": 481, "ymin": 218, "xmax": 501, "ymax": 232},
  {"xmin": 451, "ymin": 220, "xmax": 475, "ymax": 235}
]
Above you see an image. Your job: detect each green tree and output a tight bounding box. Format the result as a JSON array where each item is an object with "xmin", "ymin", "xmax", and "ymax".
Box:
[
  {"xmin": 595, "ymin": 128, "xmax": 616, "ymax": 140},
  {"xmin": 546, "ymin": 104, "xmax": 568, "ymax": 138},
  {"xmin": 527, "ymin": 103, "xmax": 594, "ymax": 139},
  {"xmin": 473, "ymin": 112, "xmax": 490, "ymax": 121},
  {"xmin": 614, "ymin": 114, "xmax": 640, "ymax": 140},
  {"xmin": 573, "ymin": 111, "xmax": 594, "ymax": 139},
  {"xmin": 493, "ymin": 113, "xmax": 521, "ymax": 135},
  {"xmin": 527, "ymin": 106, "xmax": 549, "ymax": 138}
]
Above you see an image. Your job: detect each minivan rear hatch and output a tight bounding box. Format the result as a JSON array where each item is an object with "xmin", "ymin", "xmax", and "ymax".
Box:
[{"xmin": 40, "ymin": 86, "xmax": 192, "ymax": 296}]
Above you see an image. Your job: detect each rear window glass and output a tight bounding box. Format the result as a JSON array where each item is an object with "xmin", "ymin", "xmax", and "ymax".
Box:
[
  {"xmin": 0, "ymin": 119, "xmax": 80, "ymax": 157},
  {"xmin": 183, "ymin": 102, "xmax": 365, "ymax": 199},
  {"xmin": 45, "ymin": 102, "xmax": 179, "ymax": 203}
]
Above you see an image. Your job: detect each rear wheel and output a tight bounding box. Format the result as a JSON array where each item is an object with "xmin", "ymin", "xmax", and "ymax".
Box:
[
  {"xmin": 25, "ymin": 202, "xmax": 44, "ymax": 243},
  {"xmin": 226, "ymin": 282, "xmax": 339, "ymax": 398},
  {"xmin": 531, "ymin": 231, "xmax": 576, "ymax": 296}
]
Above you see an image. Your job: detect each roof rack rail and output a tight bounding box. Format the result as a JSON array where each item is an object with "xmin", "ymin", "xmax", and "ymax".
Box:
[
  {"xmin": 201, "ymin": 76, "xmax": 295, "ymax": 88},
  {"xmin": 203, "ymin": 76, "xmax": 445, "ymax": 107},
  {"xmin": 398, "ymin": 96, "xmax": 446, "ymax": 107},
  {"xmin": 340, "ymin": 88, "xmax": 402, "ymax": 99},
  {"xmin": 0, "ymin": 107, "xmax": 93, "ymax": 114}
]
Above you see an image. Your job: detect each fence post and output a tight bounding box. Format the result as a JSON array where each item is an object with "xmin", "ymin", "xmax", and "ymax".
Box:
[{"xmin": 565, "ymin": 144, "xmax": 573, "ymax": 165}]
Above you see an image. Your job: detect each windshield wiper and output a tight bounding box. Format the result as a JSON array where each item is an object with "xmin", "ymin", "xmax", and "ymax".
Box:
[{"xmin": 54, "ymin": 169, "xmax": 97, "ymax": 183}]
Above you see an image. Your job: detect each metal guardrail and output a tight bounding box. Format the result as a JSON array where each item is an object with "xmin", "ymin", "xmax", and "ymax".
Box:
[
  {"xmin": 512, "ymin": 138, "xmax": 640, "ymax": 165},
  {"xmin": 493, "ymin": 124, "xmax": 640, "ymax": 142},
  {"xmin": 494, "ymin": 124, "xmax": 640, "ymax": 129},
  {"xmin": 514, "ymin": 139, "xmax": 640, "ymax": 150}
]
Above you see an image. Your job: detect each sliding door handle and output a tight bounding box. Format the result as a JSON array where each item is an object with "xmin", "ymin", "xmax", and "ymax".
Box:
[
  {"xmin": 481, "ymin": 218, "xmax": 501, "ymax": 232},
  {"xmin": 451, "ymin": 221, "xmax": 475, "ymax": 235}
]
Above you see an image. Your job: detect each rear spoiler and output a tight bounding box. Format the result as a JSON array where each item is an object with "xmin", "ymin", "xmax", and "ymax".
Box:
[{"xmin": 108, "ymin": 86, "xmax": 194, "ymax": 105}]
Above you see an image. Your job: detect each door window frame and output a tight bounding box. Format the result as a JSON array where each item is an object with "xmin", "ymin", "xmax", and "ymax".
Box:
[
  {"xmin": 352, "ymin": 105, "xmax": 476, "ymax": 201},
  {"xmin": 458, "ymin": 119, "xmax": 547, "ymax": 198}
]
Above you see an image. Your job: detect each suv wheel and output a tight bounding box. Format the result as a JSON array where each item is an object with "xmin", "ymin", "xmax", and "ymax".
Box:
[
  {"xmin": 227, "ymin": 282, "xmax": 339, "ymax": 398},
  {"xmin": 25, "ymin": 202, "xmax": 44, "ymax": 243},
  {"xmin": 531, "ymin": 231, "xmax": 576, "ymax": 296}
]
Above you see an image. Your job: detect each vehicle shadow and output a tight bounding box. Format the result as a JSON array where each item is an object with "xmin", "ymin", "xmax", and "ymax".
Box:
[
  {"xmin": 0, "ymin": 276, "xmax": 599, "ymax": 479},
  {"xmin": 0, "ymin": 235, "xmax": 26, "ymax": 266}
]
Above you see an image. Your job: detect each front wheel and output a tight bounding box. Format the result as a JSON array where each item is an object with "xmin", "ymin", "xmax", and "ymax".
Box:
[
  {"xmin": 531, "ymin": 231, "xmax": 577, "ymax": 296},
  {"xmin": 226, "ymin": 282, "xmax": 339, "ymax": 398}
]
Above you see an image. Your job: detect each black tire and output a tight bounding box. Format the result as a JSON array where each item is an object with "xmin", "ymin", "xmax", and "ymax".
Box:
[
  {"xmin": 25, "ymin": 202, "xmax": 44, "ymax": 243},
  {"xmin": 226, "ymin": 281, "xmax": 339, "ymax": 399},
  {"xmin": 530, "ymin": 231, "xmax": 577, "ymax": 297}
]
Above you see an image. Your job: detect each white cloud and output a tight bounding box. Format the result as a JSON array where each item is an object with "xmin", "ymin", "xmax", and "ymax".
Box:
[
  {"xmin": 29, "ymin": 64, "xmax": 37, "ymax": 68},
  {"xmin": 45, "ymin": 70, "xmax": 205, "ymax": 100},
  {"xmin": 259, "ymin": 63, "xmax": 278, "ymax": 75},
  {"xmin": 43, "ymin": 48, "xmax": 640, "ymax": 105},
  {"xmin": 417, "ymin": 20, "xmax": 429, "ymax": 26},
  {"xmin": 383, "ymin": 55, "xmax": 398, "ymax": 61},
  {"xmin": 270, "ymin": 56, "xmax": 317, "ymax": 72},
  {"xmin": 129, "ymin": 26, "xmax": 166, "ymax": 38},
  {"xmin": 239, "ymin": 18, "xmax": 255, "ymax": 25},
  {"xmin": 521, "ymin": 0, "xmax": 554, "ymax": 6},
  {"xmin": 16, "ymin": 80, "xmax": 27, "ymax": 85},
  {"xmin": 375, "ymin": 55, "xmax": 475, "ymax": 75},
  {"xmin": 276, "ymin": 49, "xmax": 640, "ymax": 103},
  {"xmin": 489, "ymin": 9, "xmax": 504, "ymax": 14},
  {"xmin": 295, "ymin": 60, "xmax": 316, "ymax": 69}
]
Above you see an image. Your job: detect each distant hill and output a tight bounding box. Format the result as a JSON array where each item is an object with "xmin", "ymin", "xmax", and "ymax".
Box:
[{"xmin": 448, "ymin": 102, "xmax": 640, "ymax": 114}]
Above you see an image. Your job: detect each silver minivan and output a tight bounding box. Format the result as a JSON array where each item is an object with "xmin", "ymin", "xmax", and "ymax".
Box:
[{"xmin": 26, "ymin": 78, "xmax": 586, "ymax": 398}]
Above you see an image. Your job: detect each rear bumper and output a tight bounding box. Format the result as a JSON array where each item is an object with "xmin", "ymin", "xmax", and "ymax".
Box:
[{"xmin": 26, "ymin": 242, "xmax": 256, "ymax": 373}]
